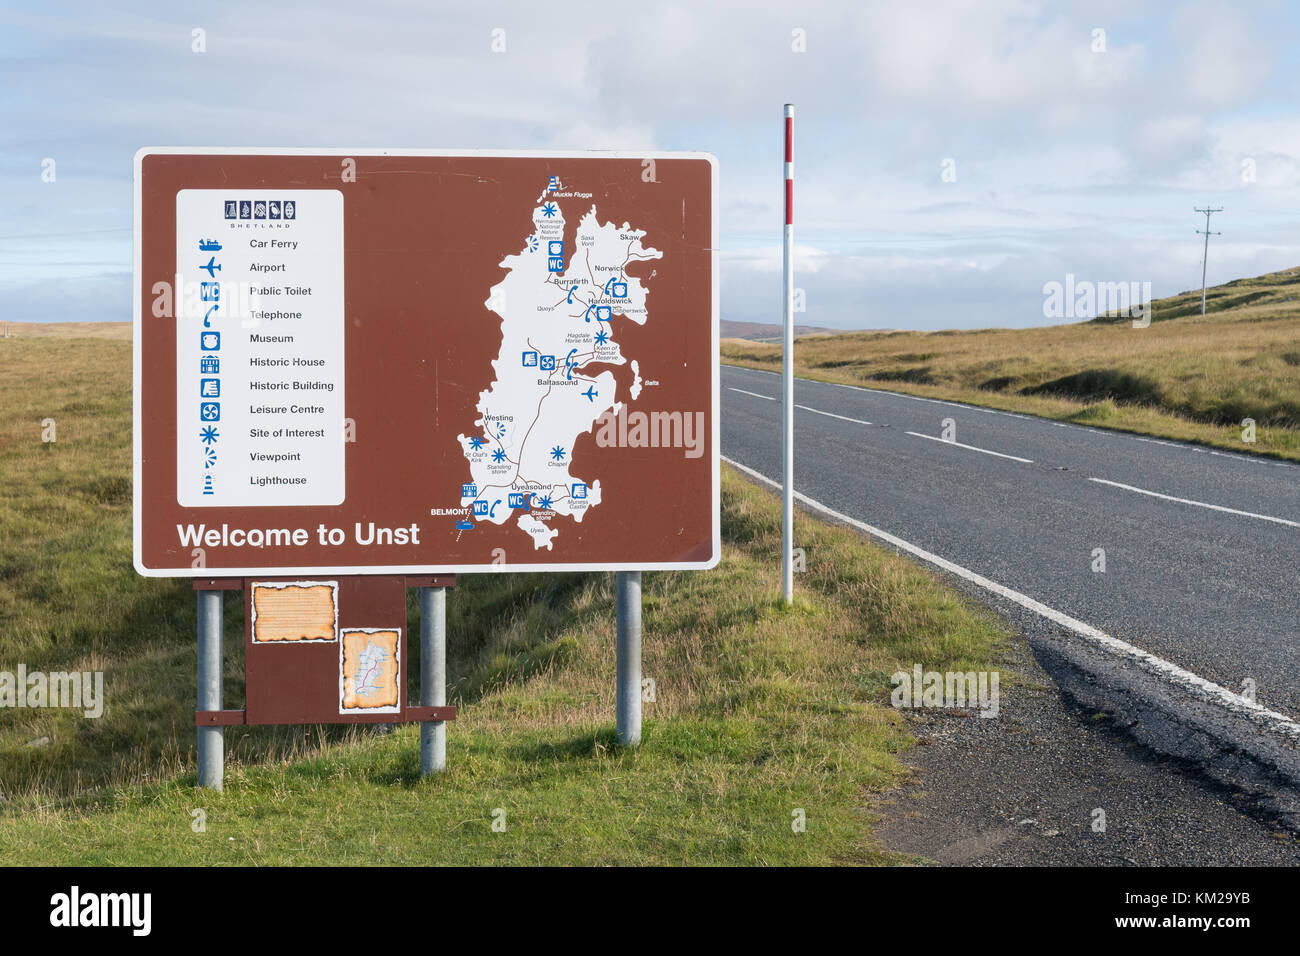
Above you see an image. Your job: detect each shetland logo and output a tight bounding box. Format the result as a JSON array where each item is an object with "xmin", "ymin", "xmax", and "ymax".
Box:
[{"xmin": 225, "ymin": 199, "xmax": 296, "ymax": 220}]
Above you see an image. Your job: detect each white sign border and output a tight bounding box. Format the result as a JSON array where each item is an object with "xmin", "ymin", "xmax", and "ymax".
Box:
[{"xmin": 133, "ymin": 147, "xmax": 720, "ymax": 578}]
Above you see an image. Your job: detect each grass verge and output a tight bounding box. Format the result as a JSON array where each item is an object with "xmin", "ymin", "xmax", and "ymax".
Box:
[
  {"xmin": 1, "ymin": 336, "xmax": 1008, "ymax": 864},
  {"xmin": 722, "ymin": 266, "xmax": 1300, "ymax": 462}
]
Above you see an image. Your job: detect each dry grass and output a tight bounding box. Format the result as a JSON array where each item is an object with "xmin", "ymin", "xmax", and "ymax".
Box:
[
  {"xmin": 0, "ymin": 321, "xmax": 131, "ymax": 341},
  {"xmin": 723, "ymin": 266, "xmax": 1300, "ymax": 460},
  {"xmin": 0, "ymin": 332, "xmax": 1010, "ymax": 864}
]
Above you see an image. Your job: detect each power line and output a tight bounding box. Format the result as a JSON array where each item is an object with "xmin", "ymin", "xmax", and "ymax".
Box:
[{"xmin": 1194, "ymin": 206, "xmax": 1222, "ymax": 316}]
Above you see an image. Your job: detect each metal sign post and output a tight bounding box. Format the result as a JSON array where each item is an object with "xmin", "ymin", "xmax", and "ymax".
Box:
[
  {"xmin": 419, "ymin": 585, "xmax": 447, "ymax": 774},
  {"xmin": 196, "ymin": 588, "xmax": 223, "ymax": 790},
  {"xmin": 616, "ymin": 570, "xmax": 642, "ymax": 746},
  {"xmin": 616, "ymin": 572, "xmax": 642, "ymax": 743},
  {"xmin": 782, "ymin": 104, "xmax": 795, "ymax": 604}
]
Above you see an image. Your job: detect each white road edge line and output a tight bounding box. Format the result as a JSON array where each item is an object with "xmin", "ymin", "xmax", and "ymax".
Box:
[
  {"xmin": 1088, "ymin": 477, "xmax": 1300, "ymax": 529},
  {"xmin": 727, "ymin": 387, "xmax": 775, "ymax": 401},
  {"xmin": 905, "ymin": 430, "xmax": 1034, "ymax": 464},
  {"xmin": 720, "ymin": 455, "xmax": 1300, "ymax": 739},
  {"xmin": 795, "ymin": 403, "xmax": 871, "ymax": 426}
]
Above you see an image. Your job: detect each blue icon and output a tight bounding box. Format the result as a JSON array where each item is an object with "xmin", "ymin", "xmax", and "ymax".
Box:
[
  {"xmin": 462, "ymin": 482, "xmax": 477, "ymax": 497},
  {"xmin": 550, "ymin": 445, "xmax": 566, "ymax": 461},
  {"xmin": 472, "ymin": 500, "xmax": 489, "ymax": 517},
  {"xmin": 200, "ymin": 356, "xmax": 219, "ymax": 374},
  {"xmin": 200, "ymin": 378, "xmax": 221, "ymax": 398},
  {"xmin": 203, "ymin": 474, "xmax": 214, "ymax": 496},
  {"xmin": 200, "ymin": 258, "xmax": 220, "ymax": 278},
  {"xmin": 254, "ymin": 201, "xmax": 267, "ymax": 219},
  {"xmin": 542, "ymin": 202, "xmax": 558, "ymax": 219},
  {"xmin": 200, "ymin": 282, "xmax": 220, "ymax": 302},
  {"xmin": 203, "ymin": 304, "xmax": 219, "ymax": 328},
  {"xmin": 283, "ymin": 201, "xmax": 295, "ymax": 219},
  {"xmin": 548, "ymin": 240, "xmax": 564, "ymax": 256},
  {"xmin": 596, "ymin": 306, "xmax": 612, "ymax": 322},
  {"xmin": 491, "ymin": 448, "xmax": 507, "ymax": 463},
  {"xmin": 540, "ymin": 355, "xmax": 556, "ymax": 372},
  {"xmin": 526, "ymin": 235, "xmax": 539, "ymax": 252},
  {"xmin": 583, "ymin": 385, "xmax": 597, "ymax": 402},
  {"xmin": 268, "ymin": 201, "xmax": 281, "ymax": 219},
  {"xmin": 547, "ymin": 256, "xmax": 564, "ymax": 273},
  {"xmin": 489, "ymin": 500, "xmax": 501, "ymax": 517},
  {"xmin": 536, "ymin": 494, "xmax": 553, "ymax": 510},
  {"xmin": 239, "ymin": 201, "xmax": 252, "ymax": 219},
  {"xmin": 224, "ymin": 202, "xmax": 237, "ymax": 220},
  {"xmin": 200, "ymin": 331, "xmax": 220, "ymax": 351},
  {"xmin": 522, "ymin": 350, "xmax": 538, "ymax": 367},
  {"xmin": 508, "ymin": 492, "xmax": 529, "ymax": 509},
  {"xmin": 566, "ymin": 285, "xmax": 578, "ymax": 303},
  {"xmin": 572, "ymin": 482, "xmax": 587, "ymax": 499},
  {"xmin": 455, "ymin": 520, "xmax": 473, "ymax": 531},
  {"xmin": 204, "ymin": 447, "xmax": 217, "ymax": 469},
  {"xmin": 200, "ymin": 425, "xmax": 219, "ymax": 445},
  {"xmin": 594, "ymin": 329, "xmax": 610, "ymax": 345},
  {"xmin": 468, "ymin": 436, "xmax": 486, "ymax": 450},
  {"xmin": 611, "ymin": 280, "xmax": 627, "ymax": 297},
  {"xmin": 548, "ymin": 176, "xmax": 562, "ymax": 192},
  {"xmin": 199, "ymin": 239, "xmax": 222, "ymax": 252},
  {"xmin": 200, "ymin": 402, "xmax": 220, "ymax": 422}
]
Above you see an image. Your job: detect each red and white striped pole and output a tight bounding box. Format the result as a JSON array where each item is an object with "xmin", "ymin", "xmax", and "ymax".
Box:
[{"xmin": 782, "ymin": 104, "xmax": 795, "ymax": 604}]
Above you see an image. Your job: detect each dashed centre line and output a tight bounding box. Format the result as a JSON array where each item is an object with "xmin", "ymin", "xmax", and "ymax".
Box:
[
  {"xmin": 727, "ymin": 387, "xmax": 776, "ymax": 401},
  {"xmin": 795, "ymin": 403, "xmax": 871, "ymax": 426},
  {"xmin": 1087, "ymin": 478, "xmax": 1300, "ymax": 528},
  {"xmin": 726, "ymin": 374, "xmax": 1298, "ymax": 523},
  {"xmin": 904, "ymin": 431, "xmax": 1034, "ymax": 464},
  {"xmin": 729, "ymin": 388, "xmax": 872, "ymax": 425}
]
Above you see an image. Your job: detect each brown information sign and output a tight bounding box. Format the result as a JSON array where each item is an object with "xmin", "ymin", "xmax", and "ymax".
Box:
[{"xmin": 134, "ymin": 149, "xmax": 719, "ymax": 576}]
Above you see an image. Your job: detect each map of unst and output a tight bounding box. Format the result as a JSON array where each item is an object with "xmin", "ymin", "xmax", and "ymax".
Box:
[
  {"xmin": 457, "ymin": 178, "xmax": 662, "ymax": 550},
  {"xmin": 340, "ymin": 629, "xmax": 400, "ymax": 711}
]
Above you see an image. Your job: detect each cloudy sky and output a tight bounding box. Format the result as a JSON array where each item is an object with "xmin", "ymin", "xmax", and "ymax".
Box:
[{"xmin": 3, "ymin": 0, "xmax": 1299, "ymax": 329}]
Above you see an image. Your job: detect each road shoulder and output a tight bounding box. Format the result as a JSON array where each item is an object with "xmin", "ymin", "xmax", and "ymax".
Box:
[{"xmin": 875, "ymin": 625, "xmax": 1300, "ymax": 865}]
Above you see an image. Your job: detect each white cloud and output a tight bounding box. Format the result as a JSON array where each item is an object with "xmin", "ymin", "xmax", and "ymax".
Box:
[{"xmin": 3, "ymin": 0, "xmax": 1300, "ymax": 329}]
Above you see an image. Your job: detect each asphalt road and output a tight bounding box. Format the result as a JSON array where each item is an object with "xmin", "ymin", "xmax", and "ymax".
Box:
[{"xmin": 720, "ymin": 364, "xmax": 1300, "ymax": 721}]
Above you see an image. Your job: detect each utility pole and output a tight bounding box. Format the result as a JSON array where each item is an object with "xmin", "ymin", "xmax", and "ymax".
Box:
[{"xmin": 1195, "ymin": 206, "xmax": 1222, "ymax": 316}]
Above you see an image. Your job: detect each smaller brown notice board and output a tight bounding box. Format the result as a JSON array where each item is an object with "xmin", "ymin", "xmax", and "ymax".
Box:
[{"xmin": 195, "ymin": 575, "xmax": 457, "ymax": 727}]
